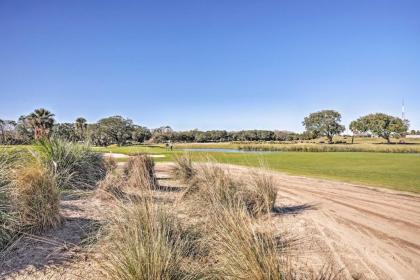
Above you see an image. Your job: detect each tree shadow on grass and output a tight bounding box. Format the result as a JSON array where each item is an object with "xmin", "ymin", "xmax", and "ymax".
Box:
[
  {"xmin": 273, "ymin": 203, "xmax": 317, "ymax": 216},
  {"xmin": 0, "ymin": 216, "xmax": 101, "ymax": 277}
]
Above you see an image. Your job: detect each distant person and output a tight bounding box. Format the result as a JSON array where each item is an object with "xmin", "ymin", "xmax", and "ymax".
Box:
[{"xmin": 170, "ymin": 143, "xmax": 173, "ymax": 151}]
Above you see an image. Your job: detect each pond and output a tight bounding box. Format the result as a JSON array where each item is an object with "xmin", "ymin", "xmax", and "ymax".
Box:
[{"xmin": 180, "ymin": 148, "xmax": 272, "ymax": 154}]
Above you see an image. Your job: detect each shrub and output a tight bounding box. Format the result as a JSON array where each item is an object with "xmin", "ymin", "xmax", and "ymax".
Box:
[
  {"xmin": 100, "ymin": 198, "xmax": 194, "ymax": 280},
  {"xmin": 125, "ymin": 154, "xmax": 158, "ymax": 190},
  {"xmin": 171, "ymin": 153, "xmax": 196, "ymax": 183},
  {"xmin": 11, "ymin": 164, "xmax": 61, "ymax": 232},
  {"xmin": 35, "ymin": 139, "xmax": 106, "ymax": 189}
]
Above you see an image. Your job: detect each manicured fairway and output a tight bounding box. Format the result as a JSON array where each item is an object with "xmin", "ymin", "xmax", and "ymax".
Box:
[
  {"xmin": 93, "ymin": 145, "xmax": 420, "ymax": 193},
  {"xmin": 4, "ymin": 145, "xmax": 419, "ymax": 193},
  {"xmin": 93, "ymin": 145, "xmax": 170, "ymax": 156},
  {"xmin": 204, "ymin": 152, "xmax": 420, "ymax": 193}
]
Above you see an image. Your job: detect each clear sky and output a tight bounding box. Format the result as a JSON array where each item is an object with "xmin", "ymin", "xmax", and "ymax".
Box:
[{"xmin": 0, "ymin": 0, "xmax": 419, "ymax": 132}]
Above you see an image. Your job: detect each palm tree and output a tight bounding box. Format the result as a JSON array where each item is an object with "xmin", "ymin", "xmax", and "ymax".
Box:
[
  {"xmin": 26, "ymin": 108, "xmax": 55, "ymax": 140},
  {"xmin": 75, "ymin": 117, "xmax": 88, "ymax": 140}
]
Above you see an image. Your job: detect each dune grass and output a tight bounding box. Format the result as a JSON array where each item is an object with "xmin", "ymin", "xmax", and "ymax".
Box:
[
  {"xmin": 1, "ymin": 140, "xmax": 108, "ymax": 253},
  {"xmin": 99, "ymin": 155, "xmax": 330, "ymax": 280},
  {"xmin": 100, "ymin": 198, "xmax": 196, "ymax": 280},
  {"xmin": 125, "ymin": 154, "xmax": 159, "ymax": 190},
  {"xmin": 171, "ymin": 153, "xmax": 196, "ymax": 183},
  {"xmin": 11, "ymin": 164, "xmax": 61, "ymax": 232},
  {"xmin": 96, "ymin": 172, "xmax": 125, "ymax": 199},
  {"xmin": 1, "ymin": 159, "xmax": 61, "ymax": 252},
  {"xmin": 0, "ymin": 150, "xmax": 20, "ymax": 250},
  {"xmin": 178, "ymin": 160, "xmax": 277, "ymax": 217},
  {"xmin": 206, "ymin": 206, "xmax": 288, "ymax": 279},
  {"xmin": 35, "ymin": 139, "xmax": 106, "ymax": 190}
]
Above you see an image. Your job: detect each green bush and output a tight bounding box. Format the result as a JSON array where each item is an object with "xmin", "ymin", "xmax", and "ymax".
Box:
[{"xmin": 35, "ymin": 139, "xmax": 106, "ymax": 189}]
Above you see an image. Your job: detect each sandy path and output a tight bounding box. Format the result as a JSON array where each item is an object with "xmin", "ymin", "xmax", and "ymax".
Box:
[{"xmin": 217, "ymin": 164, "xmax": 420, "ymax": 280}]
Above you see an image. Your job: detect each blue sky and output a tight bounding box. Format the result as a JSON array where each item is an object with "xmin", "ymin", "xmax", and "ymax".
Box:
[{"xmin": 0, "ymin": 0, "xmax": 419, "ymax": 132}]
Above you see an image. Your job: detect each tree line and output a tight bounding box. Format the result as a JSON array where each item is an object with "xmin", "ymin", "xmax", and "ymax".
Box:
[{"xmin": 0, "ymin": 108, "xmax": 412, "ymax": 146}]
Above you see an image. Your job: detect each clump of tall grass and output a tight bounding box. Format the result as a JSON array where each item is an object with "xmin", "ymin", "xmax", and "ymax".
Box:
[
  {"xmin": 96, "ymin": 172, "xmax": 125, "ymax": 199},
  {"xmin": 182, "ymin": 163, "xmax": 277, "ymax": 217},
  {"xmin": 182, "ymin": 164, "xmax": 238, "ymax": 211},
  {"xmin": 99, "ymin": 198, "xmax": 195, "ymax": 280},
  {"xmin": 103, "ymin": 155, "xmax": 118, "ymax": 172},
  {"xmin": 10, "ymin": 164, "xmax": 61, "ymax": 232},
  {"xmin": 0, "ymin": 149, "xmax": 22, "ymax": 189},
  {"xmin": 241, "ymin": 170, "xmax": 277, "ymax": 217},
  {"xmin": 171, "ymin": 153, "xmax": 196, "ymax": 183},
  {"xmin": 205, "ymin": 206, "xmax": 287, "ymax": 279},
  {"xmin": 0, "ymin": 150, "xmax": 21, "ymax": 250},
  {"xmin": 125, "ymin": 154, "xmax": 158, "ymax": 190},
  {"xmin": 35, "ymin": 139, "xmax": 106, "ymax": 189}
]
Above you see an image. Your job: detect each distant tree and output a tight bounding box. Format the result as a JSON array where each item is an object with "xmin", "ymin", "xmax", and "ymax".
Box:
[
  {"xmin": 52, "ymin": 123, "xmax": 78, "ymax": 141},
  {"xmin": 274, "ymin": 130, "xmax": 292, "ymax": 141},
  {"xmin": 302, "ymin": 110, "xmax": 345, "ymax": 143},
  {"xmin": 151, "ymin": 126, "xmax": 173, "ymax": 142},
  {"xmin": 26, "ymin": 108, "xmax": 55, "ymax": 140},
  {"xmin": 180, "ymin": 130, "xmax": 199, "ymax": 142},
  {"xmin": 152, "ymin": 126, "xmax": 173, "ymax": 135},
  {"xmin": 0, "ymin": 119, "xmax": 17, "ymax": 144},
  {"xmin": 90, "ymin": 116, "xmax": 134, "ymax": 146},
  {"xmin": 132, "ymin": 125, "xmax": 152, "ymax": 143},
  {"xmin": 15, "ymin": 115, "xmax": 34, "ymax": 143},
  {"xmin": 74, "ymin": 117, "xmax": 88, "ymax": 140},
  {"xmin": 350, "ymin": 113, "xmax": 409, "ymax": 144}
]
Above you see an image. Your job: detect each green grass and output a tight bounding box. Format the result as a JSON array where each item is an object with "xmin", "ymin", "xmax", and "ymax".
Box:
[
  {"xmin": 204, "ymin": 152, "xmax": 420, "ymax": 193},
  {"xmin": 3, "ymin": 144, "xmax": 420, "ymax": 193},
  {"xmin": 95, "ymin": 145, "xmax": 420, "ymax": 193},
  {"xmin": 174, "ymin": 141, "xmax": 420, "ymax": 153},
  {"xmin": 92, "ymin": 145, "xmax": 172, "ymax": 157}
]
